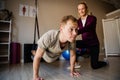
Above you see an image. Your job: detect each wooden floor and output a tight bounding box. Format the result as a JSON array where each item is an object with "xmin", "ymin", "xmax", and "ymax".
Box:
[{"xmin": 0, "ymin": 56, "xmax": 120, "ymax": 80}]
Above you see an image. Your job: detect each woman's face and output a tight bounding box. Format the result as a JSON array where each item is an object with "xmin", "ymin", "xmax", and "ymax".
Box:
[{"xmin": 78, "ymin": 4, "xmax": 87, "ymax": 17}]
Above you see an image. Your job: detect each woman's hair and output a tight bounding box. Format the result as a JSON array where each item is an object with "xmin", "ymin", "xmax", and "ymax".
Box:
[
  {"xmin": 60, "ymin": 15, "xmax": 77, "ymax": 25},
  {"xmin": 78, "ymin": 2, "xmax": 88, "ymax": 10}
]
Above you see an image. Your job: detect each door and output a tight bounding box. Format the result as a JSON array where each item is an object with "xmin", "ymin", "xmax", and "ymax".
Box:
[{"xmin": 102, "ymin": 18, "xmax": 120, "ymax": 56}]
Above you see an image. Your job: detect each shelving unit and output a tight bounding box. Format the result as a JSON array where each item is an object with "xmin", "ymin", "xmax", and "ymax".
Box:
[{"xmin": 0, "ymin": 20, "xmax": 12, "ymax": 64}]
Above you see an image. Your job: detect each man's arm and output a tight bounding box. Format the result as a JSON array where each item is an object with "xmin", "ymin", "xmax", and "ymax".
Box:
[
  {"xmin": 70, "ymin": 50, "xmax": 76, "ymax": 72},
  {"xmin": 70, "ymin": 49, "xmax": 80, "ymax": 77},
  {"xmin": 33, "ymin": 47, "xmax": 44, "ymax": 80}
]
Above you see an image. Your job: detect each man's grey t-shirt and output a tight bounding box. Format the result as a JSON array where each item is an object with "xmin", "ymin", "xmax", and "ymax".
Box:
[{"xmin": 37, "ymin": 30, "xmax": 76, "ymax": 62}]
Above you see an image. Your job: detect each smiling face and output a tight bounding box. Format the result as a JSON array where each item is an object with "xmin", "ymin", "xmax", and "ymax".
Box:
[
  {"xmin": 60, "ymin": 20, "xmax": 78, "ymax": 43},
  {"xmin": 78, "ymin": 3, "xmax": 88, "ymax": 17}
]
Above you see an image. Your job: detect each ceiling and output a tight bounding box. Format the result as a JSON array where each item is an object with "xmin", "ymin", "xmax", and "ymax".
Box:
[{"xmin": 101, "ymin": 0, "xmax": 120, "ymax": 9}]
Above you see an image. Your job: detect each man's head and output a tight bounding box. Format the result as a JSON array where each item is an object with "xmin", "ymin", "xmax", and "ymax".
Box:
[{"xmin": 60, "ymin": 15, "xmax": 78, "ymax": 43}]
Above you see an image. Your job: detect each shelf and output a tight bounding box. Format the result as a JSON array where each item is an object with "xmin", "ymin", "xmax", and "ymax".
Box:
[
  {"xmin": 0, "ymin": 20, "xmax": 11, "ymax": 31},
  {"xmin": 0, "ymin": 44, "xmax": 9, "ymax": 56},
  {"xmin": 0, "ymin": 32, "xmax": 10, "ymax": 43},
  {"xmin": 0, "ymin": 55, "xmax": 9, "ymax": 57},
  {"xmin": 0, "ymin": 57, "xmax": 9, "ymax": 62},
  {"xmin": 0, "ymin": 30, "xmax": 10, "ymax": 33},
  {"xmin": 0, "ymin": 43, "xmax": 9, "ymax": 44},
  {"xmin": 0, "ymin": 20, "xmax": 11, "ymax": 23},
  {"xmin": 0, "ymin": 61, "xmax": 9, "ymax": 64},
  {"xmin": 0, "ymin": 20, "xmax": 11, "ymax": 64},
  {"xmin": 0, "ymin": 41, "xmax": 9, "ymax": 44},
  {"xmin": 0, "ymin": 52, "xmax": 8, "ymax": 55}
]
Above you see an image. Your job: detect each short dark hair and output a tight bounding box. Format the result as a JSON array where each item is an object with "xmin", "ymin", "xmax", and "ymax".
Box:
[{"xmin": 61, "ymin": 15, "xmax": 77, "ymax": 25}]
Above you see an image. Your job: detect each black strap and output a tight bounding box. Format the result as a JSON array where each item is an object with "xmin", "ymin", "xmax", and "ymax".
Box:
[
  {"xmin": 36, "ymin": 15, "xmax": 40, "ymax": 39},
  {"xmin": 33, "ymin": 0, "xmax": 40, "ymax": 46}
]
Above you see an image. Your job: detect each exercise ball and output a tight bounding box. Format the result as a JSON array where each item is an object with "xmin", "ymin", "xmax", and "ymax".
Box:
[{"xmin": 62, "ymin": 50, "xmax": 70, "ymax": 60}]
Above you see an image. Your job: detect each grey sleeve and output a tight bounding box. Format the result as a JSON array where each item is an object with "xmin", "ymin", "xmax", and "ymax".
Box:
[
  {"xmin": 37, "ymin": 32, "xmax": 52, "ymax": 50},
  {"xmin": 69, "ymin": 41, "xmax": 76, "ymax": 50}
]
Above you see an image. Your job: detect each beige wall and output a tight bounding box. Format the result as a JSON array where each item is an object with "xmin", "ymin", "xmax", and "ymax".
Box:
[
  {"xmin": 5, "ymin": 0, "xmax": 116, "ymax": 61},
  {"xmin": 6, "ymin": 0, "xmax": 79, "ymax": 43}
]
